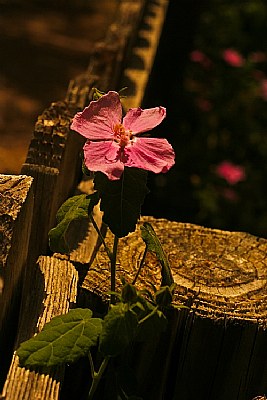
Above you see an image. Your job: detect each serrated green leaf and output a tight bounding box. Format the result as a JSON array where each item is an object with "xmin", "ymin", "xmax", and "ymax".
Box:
[
  {"xmin": 48, "ymin": 192, "xmax": 99, "ymax": 254},
  {"xmin": 99, "ymin": 304, "xmax": 138, "ymax": 357},
  {"xmin": 94, "ymin": 167, "xmax": 149, "ymax": 238},
  {"xmin": 140, "ymin": 222, "xmax": 174, "ymax": 286},
  {"xmin": 17, "ymin": 308, "xmax": 102, "ymax": 368}
]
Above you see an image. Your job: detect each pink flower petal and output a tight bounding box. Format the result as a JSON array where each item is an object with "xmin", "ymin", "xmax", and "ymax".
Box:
[
  {"xmin": 124, "ymin": 137, "xmax": 175, "ymax": 173},
  {"xmin": 83, "ymin": 140, "xmax": 124, "ymax": 180},
  {"xmin": 123, "ymin": 106, "xmax": 166, "ymax": 134},
  {"xmin": 215, "ymin": 161, "xmax": 246, "ymax": 185},
  {"xmin": 71, "ymin": 91, "xmax": 122, "ymax": 140},
  {"xmin": 222, "ymin": 49, "xmax": 244, "ymax": 67}
]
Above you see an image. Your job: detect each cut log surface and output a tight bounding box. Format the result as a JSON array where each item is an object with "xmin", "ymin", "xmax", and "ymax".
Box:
[
  {"xmin": 2, "ymin": 255, "xmax": 78, "ymax": 400},
  {"xmin": 0, "ymin": 174, "xmax": 34, "ymax": 382},
  {"xmin": 82, "ymin": 216, "xmax": 267, "ymax": 400}
]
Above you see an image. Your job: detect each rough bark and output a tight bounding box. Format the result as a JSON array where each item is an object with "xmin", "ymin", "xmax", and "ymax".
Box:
[
  {"xmin": 21, "ymin": 102, "xmax": 85, "ymax": 263},
  {"xmin": 0, "ymin": 175, "xmax": 34, "ymax": 385},
  {"xmin": 82, "ymin": 216, "xmax": 267, "ymax": 400}
]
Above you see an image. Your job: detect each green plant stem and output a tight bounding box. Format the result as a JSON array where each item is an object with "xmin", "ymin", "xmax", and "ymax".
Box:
[
  {"xmin": 110, "ymin": 235, "xmax": 119, "ymax": 305},
  {"xmin": 88, "ymin": 351, "xmax": 95, "ymax": 380},
  {"xmin": 138, "ymin": 306, "xmax": 159, "ymax": 325},
  {"xmin": 87, "ymin": 355, "xmax": 110, "ymax": 400},
  {"xmin": 132, "ymin": 245, "xmax": 148, "ymax": 285},
  {"xmin": 89, "ymin": 213, "xmax": 112, "ymax": 260}
]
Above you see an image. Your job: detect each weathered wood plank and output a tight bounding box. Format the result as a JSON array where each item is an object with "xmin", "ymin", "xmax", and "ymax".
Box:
[
  {"xmin": 121, "ymin": 0, "xmax": 169, "ymax": 109},
  {"xmin": 0, "ymin": 174, "xmax": 34, "ymax": 385},
  {"xmin": 1, "ymin": 255, "xmax": 78, "ymax": 400},
  {"xmin": 21, "ymin": 101, "xmax": 85, "ymax": 263},
  {"xmin": 81, "ymin": 216, "xmax": 267, "ymax": 400}
]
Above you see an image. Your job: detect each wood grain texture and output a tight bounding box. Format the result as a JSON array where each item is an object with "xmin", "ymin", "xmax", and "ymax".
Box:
[
  {"xmin": 121, "ymin": 0, "xmax": 169, "ymax": 109},
  {"xmin": 2, "ymin": 255, "xmax": 78, "ymax": 400},
  {"xmin": 21, "ymin": 101, "xmax": 85, "ymax": 262},
  {"xmin": 0, "ymin": 174, "xmax": 34, "ymax": 384},
  {"xmin": 82, "ymin": 216, "xmax": 267, "ymax": 400}
]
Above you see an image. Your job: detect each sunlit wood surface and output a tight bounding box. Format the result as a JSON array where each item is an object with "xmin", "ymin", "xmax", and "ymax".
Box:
[{"xmin": 0, "ymin": 0, "xmax": 118, "ymax": 173}]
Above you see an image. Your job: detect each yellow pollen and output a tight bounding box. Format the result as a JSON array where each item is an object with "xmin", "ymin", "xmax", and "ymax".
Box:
[{"xmin": 114, "ymin": 124, "xmax": 132, "ymax": 146}]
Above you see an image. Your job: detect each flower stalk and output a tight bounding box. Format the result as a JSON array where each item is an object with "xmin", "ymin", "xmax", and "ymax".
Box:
[
  {"xmin": 87, "ymin": 353, "xmax": 110, "ymax": 400},
  {"xmin": 110, "ymin": 235, "xmax": 119, "ymax": 305},
  {"xmin": 89, "ymin": 213, "xmax": 112, "ymax": 260}
]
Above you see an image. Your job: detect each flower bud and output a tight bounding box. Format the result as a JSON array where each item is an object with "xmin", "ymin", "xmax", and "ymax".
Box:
[{"xmin": 121, "ymin": 283, "xmax": 138, "ymax": 304}]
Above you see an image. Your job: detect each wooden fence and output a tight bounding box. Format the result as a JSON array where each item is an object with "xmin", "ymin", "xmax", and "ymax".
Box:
[{"xmin": 1, "ymin": 1, "xmax": 267, "ymax": 399}]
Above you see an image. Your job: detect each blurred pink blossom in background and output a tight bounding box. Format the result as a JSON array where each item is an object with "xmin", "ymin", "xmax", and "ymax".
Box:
[
  {"xmin": 215, "ymin": 161, "xmax": 246, "ymax": 185},
  {"xmin": 190, "ymin": 50, "xmax": 212, "ymax": 68},
  {"xmin": 222, "ymin": 48, "xmax": 245, "ymax": 67}
]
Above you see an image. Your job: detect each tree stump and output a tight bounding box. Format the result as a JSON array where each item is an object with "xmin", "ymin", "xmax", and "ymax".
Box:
[
  {"xmin": 0, "ymin": 174, "xmax": 34, "ymax": 386},
  {"xmin": 82, "ymin": 216, "xmax": 267, "ymax": 400}
]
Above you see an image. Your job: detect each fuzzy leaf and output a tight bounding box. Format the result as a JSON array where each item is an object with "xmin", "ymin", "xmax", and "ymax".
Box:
[
  {"xmin": 17, "ymin": 308, "xmax": 102, "ymax": 368},
  {"xmin": 94, "ymin": 168, "xmax": 149, "ymax": 238},
  {"xmin": 140, "ymin": 222, "xmax": 174, "ymax": 286},
  {"xmin": 48, "ymin": 192, "xmax": 99, "ymax": 254},
  {"xmin": 99, "ymin": 304, "xmax": 138, "ymax": 357}
]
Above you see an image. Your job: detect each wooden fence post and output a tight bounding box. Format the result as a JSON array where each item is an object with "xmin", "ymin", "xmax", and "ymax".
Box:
[
  {"xmin": 0, "ymin": 175, "xmax": 34, "ymax": 386},
  {"xmin": 1, "ymin": 256, "xmax": 78, "ymax": 400},
  {"xmin": 81, "ymin": 217, "xmax": 267, "ymax": 400}
]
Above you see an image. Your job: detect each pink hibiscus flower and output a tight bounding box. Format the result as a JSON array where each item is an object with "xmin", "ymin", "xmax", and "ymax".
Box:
[
  {"xmin": 215, "ymin": 161, "xmax": 246, "ymax": 185},
  {"xmin": 222, "ymin": 49, "xmax": 244, "ymax": 67},
  {"xmin": 71, "ymin": 91, "xmax": 175, "ymax": 180}
]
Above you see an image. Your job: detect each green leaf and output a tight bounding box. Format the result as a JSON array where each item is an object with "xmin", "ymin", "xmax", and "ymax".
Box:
[
  {"xmin": 140, "ymin": 222, "xmax": 174, "ymax": 286},
  {"xmin": 155, "ymin": 285, "xmax": 175, "ymax": 308},
  {"xmin": 17, "ymin": 308, "xmax": 102, "ymax": 368},
  {"xmin": 121, "ymin": 283, "xmax": 138, "ymax": 304},
  {"xmin": 48, "ymin": 192, "xmax": 99, "ymax": 254},
  {"xmin": 99, "ymin": 303, "xmax": 138, "ymax": 357},
  {"xmin": 92, "ymin": 87, "xmax": 106, "ymax": 100},
  {"xmin": 94, "ymin": 168, "xmax": 149, "ymax": 238}
]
